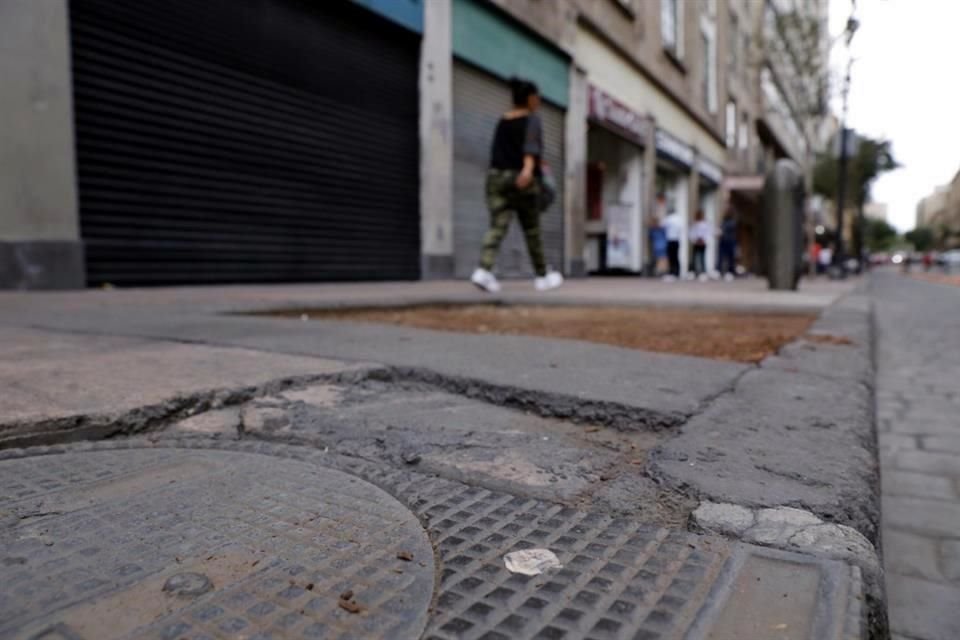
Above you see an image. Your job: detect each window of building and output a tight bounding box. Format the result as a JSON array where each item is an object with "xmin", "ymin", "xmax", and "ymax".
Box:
[
  {"xmin": 726, "ymin": 101, "xmax": 737, "ymax": 148},
  {"xmin": 661, "ymin": 0, "xmax": 683, "ymax": 59},
  {"xmin": 611, "ymin": 0, "xmax": 635, "ymax": 18},
  {"xmin": 700, "ymin": 9, "xmax": 717, "ymax": 113},
  {"xmin": 728, "ymin": 13, "xmax": 739, "ymax": 76},
  {"xmin": 742, "ymin": 33, "xmax": 750, "ymax": 77},
  {"xmin": 702, "ymin": 31, "xmax": 711, "ymax": 109},
  {"xmin": 739, "ymin": 112, "xmax": 749, "ymax": 151}
]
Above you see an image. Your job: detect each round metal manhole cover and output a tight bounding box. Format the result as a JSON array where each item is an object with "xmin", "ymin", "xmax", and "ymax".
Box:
[{"xmin": 0, "ymin": 447, "xmax": 435, "ymax": 639}]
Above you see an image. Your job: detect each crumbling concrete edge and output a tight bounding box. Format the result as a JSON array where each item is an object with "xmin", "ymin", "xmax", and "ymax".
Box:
[
  {"xmin": 668, "ymin": 284, "xmax": 886, "ymax": 638},
  {"xmin": 363, "ymin": 366, "xmax": 686, "ymax": 431},
  {"xmin": 690, "ymin": 500, "xmax": 881, "ymax": 639},
  {"xmin": 0, "ymin": 355, "xmax": 691, "ymax": 452},
  {"xmin": 0, "ymin": 366, "xmax": 383, "ymax": 450}
]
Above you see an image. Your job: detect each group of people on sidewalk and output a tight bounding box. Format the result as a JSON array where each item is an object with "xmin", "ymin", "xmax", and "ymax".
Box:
[
  {"xmin": 649, "ymin": 203, "xmax": 738, "ymax": 282},
  {"xmin": 470, "ymin": 76, "xmax": 739, "ymax": 294}
]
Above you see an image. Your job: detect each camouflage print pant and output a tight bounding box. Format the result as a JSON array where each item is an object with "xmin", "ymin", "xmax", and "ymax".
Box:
[{"xmin": 479, "ymin": 169, "xmax": 547, "ymax": 277}]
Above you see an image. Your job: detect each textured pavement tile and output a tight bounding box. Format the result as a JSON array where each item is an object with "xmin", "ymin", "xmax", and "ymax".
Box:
[
  {"xmin": 882, "ymin": 529, "xmax": 943, "ymax": 582},
  {"xmin": 881, "ymin": 470, "xmax": 957, "ymax": 501},
  {"xmin": 883, "ymin": 496, "xmax": 960, "ymax": 538},
  {"xmin": 922, "ymin": 436, "xmax": 960, "ymax": 454},
  {"xmin": 939, "ymin": 540, "xmax": 960, "ymax": 584},
  {"xmin": 886, "ymin": 575, "xmax": 960, "ymax": 640},
  {"xmin": 895, "ymin": 450, "xmax": 960, "ymax": 477}
]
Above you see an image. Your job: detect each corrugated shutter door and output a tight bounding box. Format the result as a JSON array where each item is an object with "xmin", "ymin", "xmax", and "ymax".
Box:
[
  {"xmin": 452, "ymin": 62, "xmax": 564, "ymax": 278},
  {"xmin": 70, "ymin": 0, "xmax": 420, "ymax": 286}
]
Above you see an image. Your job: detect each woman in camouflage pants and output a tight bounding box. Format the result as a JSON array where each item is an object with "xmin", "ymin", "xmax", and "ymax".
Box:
[{"xmin": 470, "ymin": 78, "xmax": 563, "ymax": 293}]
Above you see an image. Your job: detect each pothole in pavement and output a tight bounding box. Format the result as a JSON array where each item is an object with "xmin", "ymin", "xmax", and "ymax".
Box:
[
  {"xmin": 260, "ymin": 304, "xmax": 817, "ymax": 364},
  {"xmin": 166, "ymin": 379, "xmax": 694, "ymax": 528}
]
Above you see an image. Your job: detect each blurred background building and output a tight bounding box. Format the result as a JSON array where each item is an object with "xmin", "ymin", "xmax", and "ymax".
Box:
[
  {"xmin": 915, "ymin": 173, "xmax": 960, "ymax": 250},
  {"xmin": 0, "ymin": 0, "xmax": 830, "ymax": 289}
]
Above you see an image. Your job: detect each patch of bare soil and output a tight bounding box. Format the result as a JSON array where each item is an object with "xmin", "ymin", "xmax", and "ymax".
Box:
[{"xmin": 302, "ymin": 305, "xmax": 816, "ymax": 364}]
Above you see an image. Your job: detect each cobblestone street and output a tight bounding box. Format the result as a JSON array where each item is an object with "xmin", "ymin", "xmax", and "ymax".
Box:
[{"xmin": 875, "ymin": 273, "xmax": 960, "ymax": 640}]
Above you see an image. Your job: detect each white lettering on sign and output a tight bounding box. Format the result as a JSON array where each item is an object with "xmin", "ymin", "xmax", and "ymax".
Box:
[
  {"xmin": 655, "ymin": 130, "xmax": 695, "ymax": 168},
  {"xmin": 588, "ymin": 85, "xmax": 649, "ymax": 146},
  {"xmin": 698, "ymin": 159, "xmax": 723, "ymax": 184}
]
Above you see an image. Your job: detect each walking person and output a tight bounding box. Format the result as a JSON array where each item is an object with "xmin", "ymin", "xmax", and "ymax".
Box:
[
  {"xmin": 662, "ymin": 203, "xmax": 683, "ymax": 281},
  {"xmin": 718, "ymin": 209, "xmax": 737, "ymax": 281},
  {"xmin": 470, "ymin": 78, "xmax": 563, "ymax": 293},
  {"xmin": 689, "ymin": 210, "xmax": 711, "ymax": 280}
]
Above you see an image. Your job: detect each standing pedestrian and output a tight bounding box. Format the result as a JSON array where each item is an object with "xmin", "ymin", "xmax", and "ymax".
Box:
[
  {"xmin": 471, "ymin": 77, "xmax": 563, "ymax": 293},
  {"xmin": 718, "ymin": 209, "xmax": 737, "ymax": 281},
  {"xmin": 662, "ymin": 202, "xmax": 683, "ymax": 281},
  {"xmin": 648, "ymin": 217, "xmax": 668, "ymax": 277},
  {"xmin": 689, "ymin": 210, "xmax": 711, "ymax": 280},
  {"xmin": 818, "ymin": 243, "xmax": 833, "ymax": 275}
]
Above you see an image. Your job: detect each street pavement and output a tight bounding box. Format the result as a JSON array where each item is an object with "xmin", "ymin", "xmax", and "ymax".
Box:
[
  {"xmin": 0, "ymin": 276, "xmax": 881, "ymax": 638},
  {"xmin": 874, "ymin": 272, "xmax": 960, "ymax": 640}
]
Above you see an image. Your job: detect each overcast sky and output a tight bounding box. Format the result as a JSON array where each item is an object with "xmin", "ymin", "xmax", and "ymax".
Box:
[{"xmin": 827, "ymin": 0, "xmax": 960, "ymax": 231}]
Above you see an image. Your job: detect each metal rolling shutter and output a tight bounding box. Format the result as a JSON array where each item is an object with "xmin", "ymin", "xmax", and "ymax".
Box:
[
  {"xmin": 70, "ymin": 0, "xmax": 420, "ymax": 286},
  {"xmin": 452, "ymin": 62, "xmax": 565, "ymax": 279}
]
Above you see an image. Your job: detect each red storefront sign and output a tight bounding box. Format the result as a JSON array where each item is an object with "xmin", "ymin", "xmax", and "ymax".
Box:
[{"xmin": 588, "ymin": 85, "xmax": 649, "ymax": 147}]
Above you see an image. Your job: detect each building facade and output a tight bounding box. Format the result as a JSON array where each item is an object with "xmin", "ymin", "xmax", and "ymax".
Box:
[
  {"xmin": 916, "ymin": 173, "xmax": 960, "ymax": 250},
  {"xmin": 1, "ymin": 0, "xmax": 826, "ymax": 289}
]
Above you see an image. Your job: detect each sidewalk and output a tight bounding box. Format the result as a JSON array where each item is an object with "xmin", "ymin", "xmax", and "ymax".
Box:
[{"xmin": 0, "ymin": 276, "xmax": 879, "ymax": 639}]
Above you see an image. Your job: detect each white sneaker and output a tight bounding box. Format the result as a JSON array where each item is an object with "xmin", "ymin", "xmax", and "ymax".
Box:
[
  {"xmin": 697, "ymin": 273, "xmax": 709, "ymax": 282},
  {"xmin": 534, "ymin": 270, "xmax": 564, "ymax": 291},
  {"xmin": 723, "ymin": 273, "xmax": 735, "ymax": 282},
  {"xmin": 661, "ymin": 275, "xmax": 677, "ymax": 282},
  {"xmin": 471, "ymin": 268, "xmax": 501, "ymax": 293}
]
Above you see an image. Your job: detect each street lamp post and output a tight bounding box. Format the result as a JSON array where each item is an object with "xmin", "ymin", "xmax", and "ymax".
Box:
[
  {"xmin": 832, "ymin": 64, "xmax": 851, "ymax": 277},
  {"xmin": 831, "ymin": 14, "xmax": 859, "ymax": 278}
]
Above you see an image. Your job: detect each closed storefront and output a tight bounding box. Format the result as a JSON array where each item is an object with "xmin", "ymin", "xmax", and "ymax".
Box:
[
  {"xmin": 70, "ymin": 0, "xmax": 421, "ymax": 286},
  {"xmin": 450, "ymin": 0, "xmax": 568, "ymax": 279}
]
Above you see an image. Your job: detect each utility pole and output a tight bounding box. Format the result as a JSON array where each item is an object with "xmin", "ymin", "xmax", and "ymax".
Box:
[
  {"xmin": 832, "ymin": 60, "xmax": 852, "ymax": 278},
  {"xmin": 831, "ymin": 13, "xmax": 859, "ymax": 278}
]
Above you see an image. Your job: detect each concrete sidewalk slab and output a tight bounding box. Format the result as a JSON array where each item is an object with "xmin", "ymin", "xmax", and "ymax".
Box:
[
  {"xmin": 0, "ymin": 276, "xmax": 854, "ymax": 320},
  {"xmin": 0, "ymin": 314, "xmax": 750, "ymax": 430}
]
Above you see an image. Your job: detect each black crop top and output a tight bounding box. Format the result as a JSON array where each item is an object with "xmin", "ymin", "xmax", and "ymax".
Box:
[{"xmin": 489, "ymin": 114, "xmax": 543, "ymax": 173}]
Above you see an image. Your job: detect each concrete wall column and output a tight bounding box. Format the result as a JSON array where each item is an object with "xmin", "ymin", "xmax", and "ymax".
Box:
[
  {"xmin": 418, "ymin": 0, "xmax": 455, "ymax": 279},
  {"xmin": 563, "ymin": 66, "xmax": 588, "ymax": 277},
  {"xmin": 0, "ymin": 0, "xmax": 84, "ymax": 289},
  {"xmin": 643, "ymin": 117, "xmax": 657, "ymax": 274},
  {"xmin": 683, "ymin": 153, "xmax": 700, "ymax": 278}
]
